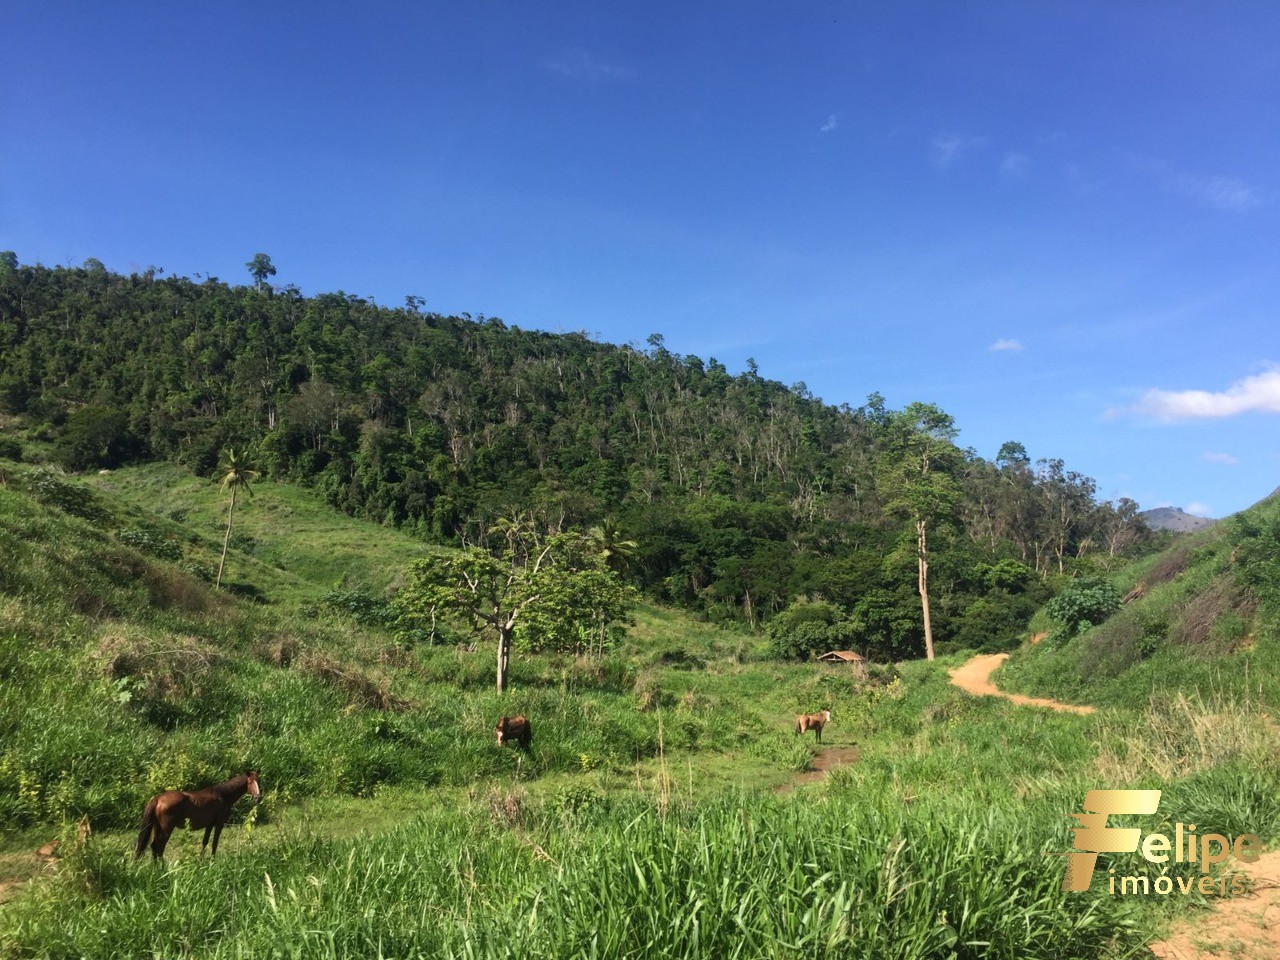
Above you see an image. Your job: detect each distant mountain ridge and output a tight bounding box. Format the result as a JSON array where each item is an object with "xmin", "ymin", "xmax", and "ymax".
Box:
[{"xmin": 1140, "ymin": 506, "xmax": 1218, "ymax": 533}]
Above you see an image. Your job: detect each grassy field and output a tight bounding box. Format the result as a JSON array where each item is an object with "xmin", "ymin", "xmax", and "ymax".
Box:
[{"xmin": 2, "ymin": 460, "xmax": 1278, "ymax": 958}]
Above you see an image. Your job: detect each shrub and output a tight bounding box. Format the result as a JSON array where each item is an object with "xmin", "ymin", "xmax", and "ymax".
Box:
[
  {"xmin": 1044, "ymin": 576, "xmax": 1121, "ymax": 639},
  {"xmin": 947, "ymin": 591, "xmax": 1038, "ymax": 652},
  {"xmin": 118, "ymin": 528, "xmax": 183, "ymax": 562},
  {"xmin": 320, "ymin": 587, "xmax": 395, "ymax": 627},
  {"xmin": 179, "ymin": 559, "xmax": 216, "ymax": 583},
  {"xmin": 24, "ymin": 468, "xmax": 112, "ymax": 526},
  {"xmin": 1230, "ymin": 509, "xmax": 1280, "ymax": 606},
  {"xmin": 95, "ymin": 633, "xmax": 227, "ymax": 728}
]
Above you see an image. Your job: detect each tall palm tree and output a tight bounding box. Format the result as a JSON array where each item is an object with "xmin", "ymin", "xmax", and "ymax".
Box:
[{"xmin": 215, "ymin": 448, "xmax": 258, "ymax": 589}]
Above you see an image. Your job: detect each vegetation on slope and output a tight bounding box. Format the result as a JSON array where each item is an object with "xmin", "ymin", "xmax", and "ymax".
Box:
[
  {"xmin": 0, "ymin": 462, "xmax": 847, "ymax": 832},
  {"xmin": 999, "ymin": 492, "xmax": 1280, "ymax": 709},
  {"xmin": 0, "ymin": 257, "xmax": 1154, "ymax": 659}
]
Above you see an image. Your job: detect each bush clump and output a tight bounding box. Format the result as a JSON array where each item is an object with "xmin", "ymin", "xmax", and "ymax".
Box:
[
  {"xmin": 320, "ymin": 587, "xmax": 395, "ymax": 627},
  {"xmin": 24, "ymin": 468, "xmax": 112, "ymax": 526},
  {"xmin": 118, "ymin": 528, "xmax": 183, "ymax": 562},
  {"xmin": 1045, "ymin": 576, "xmax": 1122, "ymax": 640},
  {"xmin": 766, "ymin": 599, "xmax": 857, "ymax": 661}
]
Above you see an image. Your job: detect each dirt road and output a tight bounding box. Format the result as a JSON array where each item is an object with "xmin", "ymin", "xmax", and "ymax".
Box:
[
  {"xmin": 1149, "ymin": 849, "xmax": 1280, "ymax": 959},
  {"xmin": 947, "ymin": 652, "xmax": 1095, "ymax": 715}
]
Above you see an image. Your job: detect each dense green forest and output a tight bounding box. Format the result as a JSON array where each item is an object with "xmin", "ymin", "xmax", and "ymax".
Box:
[{"xmin": 0, "ymin": 255, "xmax": 1152, "ymax": 657}]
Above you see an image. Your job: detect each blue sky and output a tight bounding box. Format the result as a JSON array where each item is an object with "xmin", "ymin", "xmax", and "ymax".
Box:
[{"xmin": 5, "ymin": 2, "xmax": 1278, "ymax": 517}]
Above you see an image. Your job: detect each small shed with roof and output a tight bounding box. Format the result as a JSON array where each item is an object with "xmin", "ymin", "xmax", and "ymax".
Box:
[{"xmin": 817, "ymin": 650, "xmax": 868, "ymax": 678}]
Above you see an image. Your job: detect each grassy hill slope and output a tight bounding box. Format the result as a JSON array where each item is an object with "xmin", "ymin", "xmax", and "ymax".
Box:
[
  {"xmin": 3, "ymin": 460, "xmax": 1279, "ymax": 958},
  {"xmin": 999, "ymin": 492, "xmax": 1280, "ymax": 709},
  {"xmin": 0, "ymin": 460, "xmax": 862, "ymax": 836}
]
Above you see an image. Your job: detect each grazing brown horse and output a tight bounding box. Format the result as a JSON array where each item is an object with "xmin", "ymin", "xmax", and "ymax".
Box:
[
  {"xmin": 795, "ymin": 709, "xmax": 832, "ymax": 743},
  {"xmin": 495, "ymin": 715, "xmax": 532, "ymax": 749},
  {"xmin": 134, "ymin": 771, "xmax": 261, "ymax": 860}
]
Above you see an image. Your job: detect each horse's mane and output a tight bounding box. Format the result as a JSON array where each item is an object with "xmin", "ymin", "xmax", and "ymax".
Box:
[{"xmin": 209, "ymin": 772, "xmax": 253, "ymax": 796}]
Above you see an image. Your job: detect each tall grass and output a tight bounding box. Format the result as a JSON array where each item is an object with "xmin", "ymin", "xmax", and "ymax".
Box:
[{"xmin": 0, "ymin": 793, "xmax": 1145, "ymax": 960}]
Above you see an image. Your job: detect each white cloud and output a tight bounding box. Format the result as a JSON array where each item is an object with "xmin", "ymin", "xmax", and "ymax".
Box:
[
  {"xmin": 1131, "ymin": 156, "xmax": 1265, "ymax": 212},
  {"xmin": 1202, "ymin": 452, "xmax": 1240, "ymax": 465},
  {"xmin": 1130, "ymin": 368, "xmax": 1280, "ymax": 421},
  {"xmin": 542, "ymin": 49, "xmax": 636, "ymax": 82},
  {"xmin": 1168, "ymin": 172, "xmax": 1262, "ymax": 212},
  {"xmin": 819, "ymin": 114, "xmax": 838, "ymax": 134},
  {"xmin": 1185, "ymin": 502, "xmax": 1214, "ymax": 517},
  {"xmin": 931, "ymin": 132, "xmax": 987, "ymax": 169},
  {"xmin": 988, "ymin": 338, "xmax": 1023, "ymax": 353},
  {"xmin": 1000, "ymin": 152, "xmax": 1029, "ymax": 178}
]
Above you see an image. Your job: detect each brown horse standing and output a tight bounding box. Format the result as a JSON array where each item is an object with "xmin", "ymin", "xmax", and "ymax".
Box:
[
  {"xmin": 134, "ymin": 771, "xmax": 261, "ymax": 860},
  {"xmin": 795, "ymin": 709, "xmax": 832, "ymax": 744},
  {"xmin": 495, "ymin": 715, "xmax": 532, "ymax": 749}
]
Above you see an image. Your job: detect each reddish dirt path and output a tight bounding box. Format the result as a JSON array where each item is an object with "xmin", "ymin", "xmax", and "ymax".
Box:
[
  {"xmin": 947, "ymin": 652, "xmax": 1096, "ymax": 715},
  {"xmin": 774, "ymin": 745, "xmax": 861, "ymax": 793},
  {"xmin": 1149, "ymin": 850, "xmax": 1280, "ymax": 959}
]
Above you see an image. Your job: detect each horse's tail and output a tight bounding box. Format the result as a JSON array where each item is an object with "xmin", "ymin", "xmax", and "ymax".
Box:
[
  {"xmin": 795, "ymin": 716, "xmax": 802, "ymax": 736},
  {"xmin": 135, "ymin": 797, "xmax": 158, "ymax": 859}
]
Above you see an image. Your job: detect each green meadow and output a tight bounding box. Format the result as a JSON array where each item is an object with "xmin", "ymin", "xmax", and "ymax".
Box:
[{"xmin": 2, "ymin": 461, "xmax": 1278, "ymax": 958}]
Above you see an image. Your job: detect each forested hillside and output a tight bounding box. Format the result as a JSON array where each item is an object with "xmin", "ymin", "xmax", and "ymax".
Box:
[{"xmin": 0, "ymin": 256, "xmax": 1152, "ymax": 656}]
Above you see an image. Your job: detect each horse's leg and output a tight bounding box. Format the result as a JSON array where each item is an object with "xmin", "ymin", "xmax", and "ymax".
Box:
[
  {"xmin": 202, "ymin": 824, "xmax": 213, "ymax": 854},
  {"xmin": 816, "ymin": 724, "xmax": 822, "ymax": 744},
  {"xmin": 211, "ymin": 823, "xmax": 224, "ymax": 855},
  {"xmin": 152, "ymin": 824, "xmax": 170, "ymax": 861}
]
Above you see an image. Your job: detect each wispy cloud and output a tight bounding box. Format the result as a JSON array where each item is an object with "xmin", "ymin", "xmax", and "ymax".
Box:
[
  {"xmin": 1169, "ymin": 172, "xmax": 1263, "ymax": 211},
  {"xmin": 819, "ymin": 114, "xmax": 838, "ymax": 134},
  {"xmin": 1203, "ymin": 452, "xmax": 1240, "ymax": 465},
  {"xmin": 931, "ymin": 132, "xmax": 987, "ymax": 170},
  {"xmin": 1132, "ymin": 156, "xmax": 1265, "ymax": 212},
  {"xmin": 1185, "ymin": 502, "xmax": 1214, "ymax": 517},
  {"xmin": 1000, "ymin": 152, "xmax": 1029, "ymax": 178},
  {"xmin": 541, "ymin": 48, "xmax": 636, "ymax": 82},
  {"xmin": 1126, "ymin": 367, "xmax": 1280, "ymax": 421},
  {"xmin": 988, "ymin": 338, "xmax": 1023, "ymax": 353}
]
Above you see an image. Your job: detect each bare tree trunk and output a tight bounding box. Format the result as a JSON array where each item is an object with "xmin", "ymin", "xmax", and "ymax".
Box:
[
  {"xmin": 216, "ymin": 486, "xmax": 238, "ymax": 589},
  {"xmin": 496, "ymin": 624, "xmax": 512, "ymax": 694},
  {"xmin": 917, "ymin": 519, "xmax": 935, "ymax": 661}
]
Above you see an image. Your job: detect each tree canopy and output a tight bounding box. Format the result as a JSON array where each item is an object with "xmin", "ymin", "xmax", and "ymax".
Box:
[
  {"xmin": 392, "ymin": 523, "xmax": 636, "ymax": 692},
  {"xmin": 0, "ymin": 257, "xmax": 1155, "ymax": 660}
]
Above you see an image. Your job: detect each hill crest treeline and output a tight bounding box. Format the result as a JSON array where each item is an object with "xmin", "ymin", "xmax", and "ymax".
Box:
[{"xmin": 0, "ymin": 257, "xmax": 1152, "ymax": 655}]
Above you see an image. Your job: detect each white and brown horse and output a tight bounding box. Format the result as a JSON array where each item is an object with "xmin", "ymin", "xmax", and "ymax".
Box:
[{"xmin": 795, "ymin": 710, "xmax": 832, "ymax": 743}]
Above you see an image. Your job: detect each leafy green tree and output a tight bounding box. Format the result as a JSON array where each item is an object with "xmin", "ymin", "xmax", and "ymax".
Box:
[
  {"xmin": 246, "ymin": 253, "xmax": 276, "ymax": 292},
  {"xmin": 766, "ymin": 599, "xmax": 857, "ymax": 660},
  {"xmin": 393, "ymin": 524, "xmax": 635, "ymax": 693},
  {"xmin": 879, "ymin": 403, "xmax": 962, "ymax": 661},
  {"xmin": 215, "ymin": 448, "xmax": 258, "ymax": 589},
  {"xmin": 55, "ymin": 404, "xmax": 134, "ymax": 470}
]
